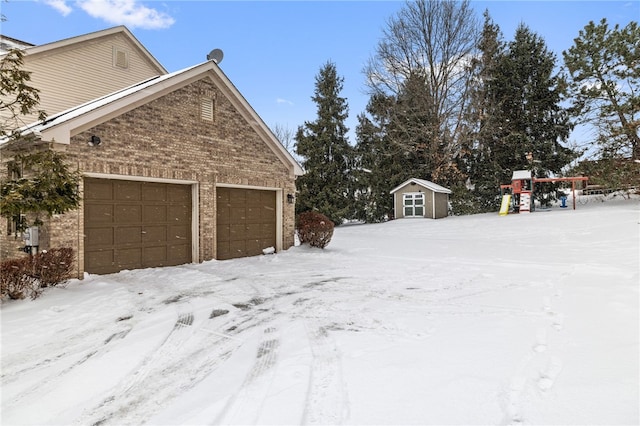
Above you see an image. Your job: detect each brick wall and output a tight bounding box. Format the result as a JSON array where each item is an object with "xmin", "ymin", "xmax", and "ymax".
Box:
[{"xmin": 1, "ymin": 77, "xmax": 298, "ymax": 275}]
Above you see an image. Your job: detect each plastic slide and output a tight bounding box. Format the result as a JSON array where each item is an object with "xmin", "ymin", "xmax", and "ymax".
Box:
[{"xmin": 499, "ymin": 194, "xmax": 511, "ymax": 216}]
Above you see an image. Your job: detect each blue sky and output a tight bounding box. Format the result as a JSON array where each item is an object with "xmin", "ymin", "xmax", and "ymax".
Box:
[{"xmin": 1, "ymin": 1, "xmax": 637, "ymax": 146}]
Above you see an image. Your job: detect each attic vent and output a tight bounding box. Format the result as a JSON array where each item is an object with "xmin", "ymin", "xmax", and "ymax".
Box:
[
  {"xmin": 113, "ymin": 47, "xmax": 129, "ymax": 69},
  {"xmin": 201, "ymin": 98, "xmax": 214, "ymax": 121}
]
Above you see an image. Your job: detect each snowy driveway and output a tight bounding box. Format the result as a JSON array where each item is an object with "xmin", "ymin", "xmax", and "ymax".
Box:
[{"xmin": 1, "ymin": 200, "xmax": 638, "ymax": 425}]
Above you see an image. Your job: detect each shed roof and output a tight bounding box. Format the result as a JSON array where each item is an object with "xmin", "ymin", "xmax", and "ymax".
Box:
[
  {"xmin": 512, "ymin": 170, "xmax": 532, "ymax": 180},
  {"xmin": 390, "ymin": 178, "xmax": 452, "ymax": 194}
]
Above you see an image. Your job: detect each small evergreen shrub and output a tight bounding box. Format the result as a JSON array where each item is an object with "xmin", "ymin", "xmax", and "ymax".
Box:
[
  {"xmin": 0, "ymin": 248, "xmax": 74, "ymax": 300},
  {"xmin": 297, "ymin": 211, "xmax": 335, "ymax": 249},
  {"xmin": 32, "ymin": 248, "xmax": 74, "ymax": 288}
]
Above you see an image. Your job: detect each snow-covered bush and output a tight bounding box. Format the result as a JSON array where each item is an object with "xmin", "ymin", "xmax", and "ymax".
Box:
[{"xmin": 296, "ymin": 211, "xmax": 334, "ymax": 249}]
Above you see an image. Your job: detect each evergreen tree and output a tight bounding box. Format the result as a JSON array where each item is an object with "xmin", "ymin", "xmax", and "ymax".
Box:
[
  {"xmin": 353, "ymin": 93, "xmax": 405, "ymax": 222},
  {"xmin": 495, "ymin": 24, "xmax": 575, "ymax": 184},
  {"xmin": 563, "ymin": 19, "xmax": 639, "ymax": 160},
  {"xmin": 458, "ymin": 20, "xmax": 577, "ymax": 212},
  {"xmin": 1, "ymin": 149, "xmax": 81, "ymax": 233},
  {"xmin": 457, "ymin": 11, "xmax": 508, "ymax": 212},
  {"xmin": 295, "ymin": 62, "xmax": 354, "ymax": 224}
]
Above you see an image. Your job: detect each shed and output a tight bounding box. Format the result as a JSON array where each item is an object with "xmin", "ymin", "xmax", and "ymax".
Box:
[{"xmin": 390, "ymin": 178, "xmax": 451, "ymax": 219}]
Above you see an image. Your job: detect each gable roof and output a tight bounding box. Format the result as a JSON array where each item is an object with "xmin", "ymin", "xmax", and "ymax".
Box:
[
  {"xmin": 1, "ymin": 26, "xmax": 166, "ymax": 74},
  {"xmin": 1, "ymin": 60, "xmax": 303, "ymax": 176},
  {"xmin": 390, "ymin": 178, "xmax": 452, "ymax": 194}
]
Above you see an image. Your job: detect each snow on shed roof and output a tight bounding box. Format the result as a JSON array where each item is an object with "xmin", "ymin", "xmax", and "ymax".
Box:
[
  {"xmin": 512, "ymin": 170, "xmax": 532, "ymax": 180},
  {"xmin": 390, "ymin": 178, "xmax": 452, "ymax": 194}
]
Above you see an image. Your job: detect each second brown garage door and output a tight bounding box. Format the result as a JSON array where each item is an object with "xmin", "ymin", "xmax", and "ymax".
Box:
[
  {"xmin": 84, "ymin": 178, "xmax": 192, "ymax": 274},
  {"xmin": 216, "ymin": 187, "xmax": 276, "ymax": 260}
]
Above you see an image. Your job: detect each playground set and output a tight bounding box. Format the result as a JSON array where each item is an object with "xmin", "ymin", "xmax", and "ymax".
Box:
[{"xmin": 499, "ymin": 170, "xmax": 589, "ymax": 215}]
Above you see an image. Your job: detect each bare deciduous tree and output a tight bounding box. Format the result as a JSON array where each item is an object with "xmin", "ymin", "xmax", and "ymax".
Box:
[
  {"xmin": 364, "ymin": 0, "xmax": 478, "ymax": 150},
  {"xmin": 362, "ymin": 0, "xmax": 479, "ymax": 185}
]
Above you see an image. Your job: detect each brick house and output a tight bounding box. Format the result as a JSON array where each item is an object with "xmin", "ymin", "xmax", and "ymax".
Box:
[{"xmin": 0, "ymin": 30, "xmax": 302, "ymax": 276}]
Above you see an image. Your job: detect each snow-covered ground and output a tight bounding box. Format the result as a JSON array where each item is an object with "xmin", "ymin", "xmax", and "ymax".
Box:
[{"xmin": 1, "ymin": 197, "xmax": 638, "ymax": 425}]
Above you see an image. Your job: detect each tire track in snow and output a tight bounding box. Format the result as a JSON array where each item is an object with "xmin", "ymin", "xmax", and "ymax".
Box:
[
  {"xmin": 77, "ymin": 302, "xmax": 275, "ymax": 426},
  {"xmin": 302, "ymin": 324, "xmax": 348, "ymax": 425},
  {"xmin": 5, "ymin": 324, "xmax": 132, "ymax": 406},
  {"xmin": 77, "ymin": 308, "xmax": 200, "ymax": 426},
  {"xmin": 213, "ymin": 326, "xmax": 281, "ymax": 425}
]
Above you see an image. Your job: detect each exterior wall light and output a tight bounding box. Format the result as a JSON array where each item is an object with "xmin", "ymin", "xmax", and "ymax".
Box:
[
  {"xmin": 287, "ymin": 193, "xmax": 295, "ymax": 204},
  {"xmin": 89, "ymin": 135, "xmax": 101, "ymax": 146}
]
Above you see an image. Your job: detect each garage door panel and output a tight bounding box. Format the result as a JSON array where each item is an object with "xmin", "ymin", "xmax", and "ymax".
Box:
[
  {"xmin": 229, "ymin": 224, "xmax": 245, "ymax": 240},
  {"xmin": 86, "ymin": 227, "xmax": 113, "ymax": 247},
  {"xmin": 144, "ymin": 205, "xmax": 167, "ymax": 222},
  {"xmin": 143, "ymin": 246, "xmax": 167, "ymax": 266},
  {"xmin": 246, "ymin": 239, "xmax": 262, "ymax": 256},
  {"xmin": 246, "ymin": 207, "xmax": 261, "ymax": 223},
  {"xmin": 229, "ymin": 240, "xmax": 246, "ymax": 257},
  {"xmin": 115, "ymin": 205, "xmax": 142, "ymax": 223},
  {"xmin": 115, "ymin": 181, "xmax": 141, "ymax": 201},
  {"xmin": 85, "ymin": 180, "xmax": 113, "ymax": 200},
  {"xmin": 86, "ymin": 250, "xmax": 113, "ymax": 272},
  {"xmin": 168, "ymin": 205, "xmax": 190, "ymax": 222},
  {"xmin": 260, "ymin": 223, "xmax": 275, "ymax": 239},
  {"xmin": 144, "ymin": 226, "xmax": 167, "ymax": 243},
  {"xmin": 115, "ymin": 226, "xmax": 142, "ymax": 245},
  {"xmin": 230, "ymin": 207, "xmax": 246, "ymax": 221},
  {"xmin": 262, "ymin": 205, "xmax": 276, "ymax": 221},
  {"xmin": 143, "ymin": 184, "xmax": 167, "ymax": 202},
  {"xmin": 217, "ymin": 224, "xmax": 230, "ymax": 241},
  {"xmin": 217, "ymin": 241, "xmax": 231, "ymax": 259},
  {"xmin": 169, "ymin": 185, "xmax": 191, "ymax": 203},
  {"xmin": 168, "ymin": 244, "xmax": 190, "ymax": 264},
  {"xmin": 246, "ymin": 223, "xmax": 260, "ymax": 238},
  {"xmin": 86, "ymin": 204, "xmax": 113, "ymax": 223},
  {"xmin": 246, "ymin": 191, "xmax": 261, "ymax": 204},
  {"xmin": 217, "ymin": 206, "xmax": 230, "ymax": 225},
  {"xmin": 84, "ymin": 178, "xmax": 192, "ymax": 274},
  {"xmin": 169, "ymin": 225, "xmax": 190, "ymax": 242},
  {"xmin": 115, "ymin": 247, "xmax": 141, "ymax": 267}
]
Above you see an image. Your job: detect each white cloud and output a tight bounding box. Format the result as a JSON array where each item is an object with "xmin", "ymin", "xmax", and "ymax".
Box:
[
  {"xmin": 276, "ymin": 98, "xmax": 294, "ymax": 106},
  {"xmin": 76, "ymin": 0, "xmax": 175, "ymax": 29},
  {"xmin": 43, "ymin": 0, "xmax": 73, "ymax": 16}
]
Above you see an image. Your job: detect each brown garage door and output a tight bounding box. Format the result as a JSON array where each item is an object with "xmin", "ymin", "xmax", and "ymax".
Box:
[
  {"xmin": 216, "ymin": 187, "xmax": 276, "ymax": 260},
  {"xmin": 84, "ymin": 178, "xmax": 192, "ymax": 274}
]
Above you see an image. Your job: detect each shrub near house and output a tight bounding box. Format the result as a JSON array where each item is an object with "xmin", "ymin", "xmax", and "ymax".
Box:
[
  {"xmin": 296, "ymin": 211, "xmax": 334, "ymax": 249},
  {"xmin": 0, "ymin": 248, "xmax": 75, "ymax": 300}
]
